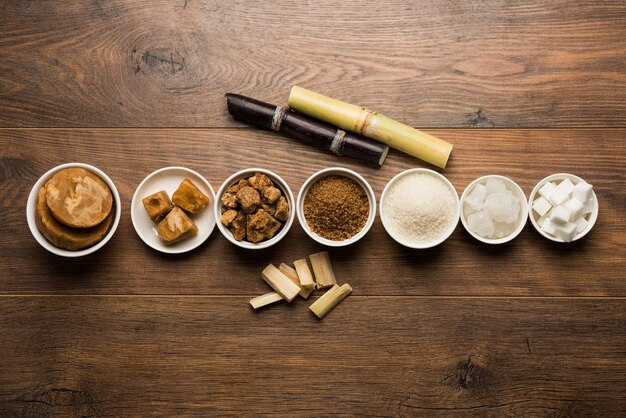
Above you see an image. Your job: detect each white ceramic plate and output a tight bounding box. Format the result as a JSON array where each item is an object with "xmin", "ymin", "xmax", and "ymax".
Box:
[{"xmin": 131, "ymin": 167, "xmax": 216, "ymax": 254}]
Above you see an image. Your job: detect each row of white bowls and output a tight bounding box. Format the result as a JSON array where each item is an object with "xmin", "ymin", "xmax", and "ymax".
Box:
[{"xmin": 27, "ymin": 163, "xmax": 598, "ymax": 257}]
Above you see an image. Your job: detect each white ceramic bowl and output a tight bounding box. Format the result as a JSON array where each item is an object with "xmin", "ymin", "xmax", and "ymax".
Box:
[
  {"xmin": 131, "ymin": 167, "xmax": 216, "ymax": 254},
  {"xmin": 460, "ymin": 175, "xmax": 528, "ymax": 244},
  {"xmin": 297, "ymin": 167, "xmax": 376, "ymax": 247},
  {"xmin": 214, "ymin": 168, "xmax": 295, "ymax": 249},
  {"xmin": 380, "ymin": 168, "xmax": 459, "ymax": 249},
  {"xmin": 26, "ymin": 162, "xmax": 122, "ymax": 257},
  {"xmin": 528, "ymin": 173, "xmax": 598, "ymax": 242}
]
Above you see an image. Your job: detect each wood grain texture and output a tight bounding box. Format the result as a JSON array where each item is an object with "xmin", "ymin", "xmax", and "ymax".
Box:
[
  {"xmin": 1, "ymin": 1, "xmax": 626, "ymax": 127},
  {"xmin": 0, "ymin": 296, "xmax": 624, "ymax": 416},
  {"xmin": 1, "ymin": 128, "xmax": 625, "ymax": 296}
]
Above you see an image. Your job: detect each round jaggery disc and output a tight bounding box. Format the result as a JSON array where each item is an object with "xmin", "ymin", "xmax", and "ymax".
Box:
[
  {"xmin": 36, "ymin": 187, "xmax": 114, "ymax": 251},
  {"xmin": 45, "ymin": 167, "xmax": 113, "ymax": 228}
]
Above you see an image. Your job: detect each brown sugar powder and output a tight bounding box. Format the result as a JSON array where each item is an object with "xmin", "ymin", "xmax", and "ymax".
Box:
[{"xmin": 303, "ymin": 175, "xmax": 369, "ymax": 241}]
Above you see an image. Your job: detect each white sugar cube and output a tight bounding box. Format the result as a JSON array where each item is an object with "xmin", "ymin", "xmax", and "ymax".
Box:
[
  {"xmin": 537, "ymin": 214, "xmax": 548, "ymax": 227},
  {"xmin": 549, "ymin": 188, "xmax": 568, "ymax": 206},
  {"xmin": 553, "ymin": 222, "xmax": 577, "ymax": 242},
  {"xmin": 557, "ymin": 178, "xmax": 575, "ymax": 195},
  {"xmin": 532, "ymin": 196, "xmax": 552, "ymax": 217},
  {"xmin": 583, "ymin": 199, "xmax": 594, "ymax": 214},
  {"xmin": 550, "ymin": 205, "xmax": 571, "ymax": 225},
  {"xmin": 563, "ymin": 198, "xmax": 583, "ymax": 221},
  {"xmin": 538, "ymin": 181, "xmax": 557, "ymax": 200},
  {"xmin": 540, "ymin": 218, "xmax": 558, "ymax": 235},
  {"xmin": 574, "ymin": 216, "xmax": 588, "ymax": 233},
  {"xmin": 573, "ymin": 181, "xmax": 593, "ymax": 203}
]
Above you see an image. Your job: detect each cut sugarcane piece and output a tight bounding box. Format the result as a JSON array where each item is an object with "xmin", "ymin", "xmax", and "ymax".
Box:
[
  {"xmin": 309, "ymin": 283, "xmax": 352, "ymax": 319},
  {"xmin": 250, "ymin": 292, "xmax": 283, "ymax": 310},
  {"xmin": 278, "ymin": 263, "xmax": 313, "ymax": 299},
  {"xmin": 288, "ymin": 86, "xmax": 452, "ymax": 168},
  {"xmin": 309, "ymin": 251, "xmax": 337, "ymax": 289},
  {"xmin": 261, "ymin": 264, "xmax": 300, "ymax": 302},
  {"xmin": 293, "ymin": 258, "xmax": 315, "ymax": 290}
]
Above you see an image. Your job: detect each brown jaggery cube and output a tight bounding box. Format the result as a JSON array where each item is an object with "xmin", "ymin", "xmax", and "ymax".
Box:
[
  {"xmin": 236, "ymin": 186, "xmax": 261, "ymax": 213},
  {"xmin": 261, "ymin": 186, "xmax": 281, "ymax": 204},
  {"xmin": 246, "ymin": 216, "xmax": 265, "ymax": 243},
  {"xmin": 142, "ymin": 190, "xmax": 174, "ymax": 222},
  {"xmin": 221, "ymin": 192, "xmax": 238, "ymax": 209},
  {"xmin": 262, "ymin": 203, "xmax": 276, "ymax": 216},
  {"xmin": 156, "ymin": 206, "xmax": 198, "ymax": 245},
  {"xmin": 220, "ymin": 209, "xmax": 238, "ymax": 226},
  {"xmin": 248, "ymin": 172, "xmax": 273, "ymax": 191},
  {"xmin": 172, "ymin": 179, "xmax": 210, "ymax": 215},
  {"xmin": 262, "ymin": 216, "xmax": 281, "ymax": 239},
  {"xmin": 228, "ymin": 179, "xmax": 251, "ymax": 194},
  {"xmin": 248, "ymin": 209, "xmax": 272, "ymax": 231},
  {"xmin": 229, "ymin": 210, "xmax": 247, "ymax": 241},
  {"xmin": 274, "ymin": 196, "xmax": 289, "ymax": 221}
]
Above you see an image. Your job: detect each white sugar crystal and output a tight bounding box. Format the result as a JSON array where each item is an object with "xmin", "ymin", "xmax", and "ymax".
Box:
[
  {"xmin": 583, "ymin": 199, "xmax": 594, "ymax": 214},
  {"xmin": 549, "ymin": 188, "xmax": 568, "ymax": 206},
  {"xmin": 574, "ymin": 216, "xmax": 588, "ymax": 233},
  {"xmin": 550, "ymin": 205, "xmax": 571, "ymax": 225},
  {"xmin": 538, "ymin": 181, "xmax": 557, "ymax": 200},
  {"xmin": 540, "ymin": 218, "xmax": 558, "ymax": 235},
  {"xmin": 532, "ymin": 196, "xmax": 552, "ymax": 217},
  {"xmin": 557, "ymin": 178, "xmax": 575, "ymax": 195},
  {"xmin": 493, "ymin": 221, "xmax": 515, "ymax": 239},
  {"xmin": 465, "ymin": 184, "xmax": 487, "ymax": 210},
  {"xmin": 467, "ymin": 211, "xmax": 495, "ymax": 238},
  {"xmin": 486, "ymin": 178, "xmax": 507, "ymax": 194},
  {"xmin": 463, "ymin": 203, "xmax": 478, "ymax": 217},
  {"xmin": 553, "ymin": 222, "xmax": 576, "ymax": 242},
  {"xmin": 564, "ymin": 198, "xmax": 583, "ymax": 221},
  {"xmin": 485, "ymin": 192, "xmax": 519, "ymax": 223},
  {"xmin": 573, "ymin": 181, "xmax": 593, "ymax": 203}
]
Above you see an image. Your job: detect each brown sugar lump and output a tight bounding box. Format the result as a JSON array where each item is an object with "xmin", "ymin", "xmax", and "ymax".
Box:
[
  {"xmin": 220, "ymin": 209, "xmax": 238, "ymax": 226},
  {"xmin": 262, "ymin": 216, "xmax": 281, "ymax": 239},
  {"xmin": 236, "ymin": 186, "xmax": 261, "ymax": 213},
  {"xmin": 156, "ymin": 206, "xmax": 198, "ymax": 245},
  {"xmin": 142, "ymin": 190, "xmax": 174, "ymax": 222},
  {"xmin": 221, "ymin": 192, "xmax": 238, "ymax": 209},
  {"xmin": 248, "ymin": 172, "xmax": 273, "ymax": 191},
  {"xmin": 274, "ymin": 196, "xmax": 290, "ymax": 222},
  {"xmin": 45, "ymin": 167, "xmax": 113, "ymax": 228},
  {"xmin": 35, "ymin": 187, "xmax": 113, "ymax": 250},
  {"xmin": 172, "ymin": 178, "xmax": 210, "ymax": 215},
  {"xmin": 229, "ymin": 210, "xmax": 247, "ymax": 241},
  {"xmin": 261, "ymin": 186, "xmax": 281, "ymax": 204}
]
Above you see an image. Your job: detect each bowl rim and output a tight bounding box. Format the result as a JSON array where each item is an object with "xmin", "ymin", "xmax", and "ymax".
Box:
[
  {"xmin": 460, "ymin": 175, "xmax": 529, "ymax": 244},
  {"xmin": 379, "ymin": 168, "xmax": 460, "ymax": 249},
  {"xmin": 213, "ymin": 168, "xmax": 295, "ymax": 250},
  {"xmin": 26, "ymin": 162, "xmax": 122, "ymax": 257},
  {"xmin": 130, "ymin": 166, "xmax": 216, "ymax": 254},
  {"xmin": 296, "ymin": 167, "xmax": 377, "ymax": 247},
  {"xmin": 527, "ymin": 173, "xmax": 599, "ymax": 243}
]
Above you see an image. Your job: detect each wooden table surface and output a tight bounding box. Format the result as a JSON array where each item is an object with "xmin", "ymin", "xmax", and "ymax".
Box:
[{"xmin": 1, "ymin": 1, "xmax": 625, "ymax": 416}]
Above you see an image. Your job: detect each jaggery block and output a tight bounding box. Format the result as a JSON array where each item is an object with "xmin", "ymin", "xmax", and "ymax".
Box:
[
  {"xmin": 172, "ymin": 178, "xmax": 210, "ymax": 215},
  {"xmin": 274, "ymin": 196, "xmax": 289, "ymax": 221},
  {"xmin": 220, "ymin": 209, "xmax": 238, "ymax": 226},
  {"xmin": 229, "ymin": 210, "xmax": 247, "ymax": 241},
  {"xmin": 262, "ymin": 216, "xmax": 281, "ymax": 239},
  {"xmin": 156, "ymin": 206, "xmax": 198, "ymax": 245},
  {"xmin": 248, "ymin": 172, "xmax": 273, "ymax": 191},
  {"xmin": 236, "ymin": 186, "xmax": 261, "ymax": 213},
  {"xmin": 261, "ymin": 186, "xmax": 281, "ymax": 204},
  {"xmin": 228, "ymin": 179, "xmax": 251, "ymax": 194},
  {"xmin": 221, "ymin": 192, "xmax": 238, "ymax": 209},
  {"xmin": 246, "ymin": 216, "xmax": 265, "ymax": 243},
  {"xmin": 142, "ymin": 190, "xmax": 174, "ymax": 222},
  {"xmin": 262, "ymin": 203, "xmax": 276, "ymax": 216},
  {"xmin": 248, "ymin": 209, "xmax": 272, "ymax": 230}
]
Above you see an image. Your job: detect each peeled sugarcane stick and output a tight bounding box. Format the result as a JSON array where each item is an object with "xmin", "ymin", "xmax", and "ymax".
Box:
[
  {"xmin": 288, "ymin": 86, "xmax": 453, "ymax": 169},
  {"xmin": 278, "ymin": 263, "xmax": 314, "ymax": 299},
  {"xmin": 250, "ymin": 292, "xmax": 283, "ymax": 310},
  {"xmin": 309, "ymin": 283, "xmax": 352, "ymax": 319},
  {"xmin": 261, "ymin": 264, "xmax": 301, "ymax": 302},
  {"xmin": 293, "ymin": 258, "xmax": 315, "ymax": 290},
  {"xmin": 309, "ymin": 251, "xmax": 337, "ymax": 289},
  {"xmin": 225, "ymin": 93, "xmax": 389, "ymax": 166}
]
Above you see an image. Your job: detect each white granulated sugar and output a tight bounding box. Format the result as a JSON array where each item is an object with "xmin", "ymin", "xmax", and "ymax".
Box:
[{"xmin": 383, "ymin": 173, "xmax": 457, "ymax": 245}]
